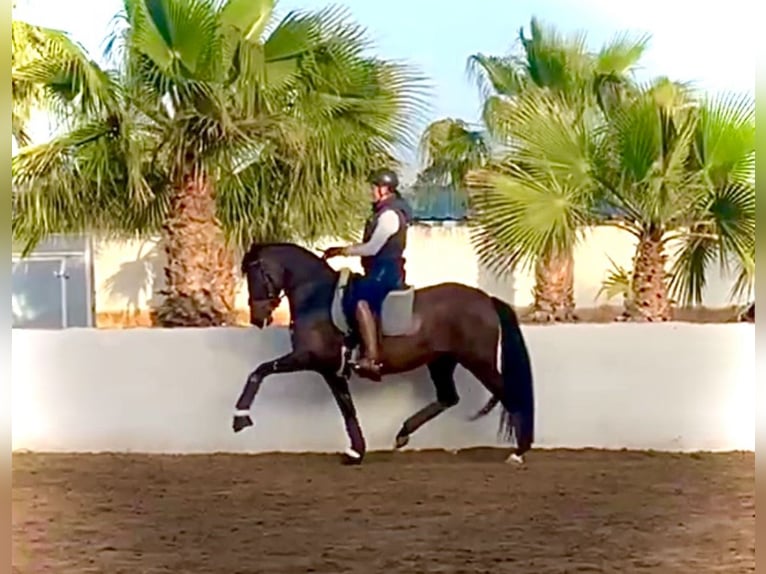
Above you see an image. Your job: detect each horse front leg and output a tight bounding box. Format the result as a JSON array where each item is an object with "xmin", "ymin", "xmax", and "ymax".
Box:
[
  {"xmin": 322, "ymin": 372, "xmax": 367, "ymax": 465},
  {"xmin": 232, "ymin": 351, "xmax": 310, "ymax": 432}
]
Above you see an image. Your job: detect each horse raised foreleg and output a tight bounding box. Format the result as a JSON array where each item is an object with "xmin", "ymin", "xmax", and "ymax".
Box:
[
  {"xmin": 232, "ymin": 351, "xmax": 310, "ymax": 433},
  {"xmin": 322, "ymin": 372, "xmax": 367, "ymax": 465},
  {"xmin": 394, "ymin": 355, "xmax": 459, "ymax": 449}
]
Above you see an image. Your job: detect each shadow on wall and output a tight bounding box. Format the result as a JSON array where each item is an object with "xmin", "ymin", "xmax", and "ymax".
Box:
[
  {"xmin": 96, "ymin": 240, "xmax": 284, "ymax": 328},
  {"xmin": 98, "ymin": 241, "xmax": 165, "ymax": 327}
]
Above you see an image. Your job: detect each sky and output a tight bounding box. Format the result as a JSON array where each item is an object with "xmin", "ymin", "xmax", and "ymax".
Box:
[{"xmin": 13, "ymin": 0, "xmax": 758, "ymax": 172}]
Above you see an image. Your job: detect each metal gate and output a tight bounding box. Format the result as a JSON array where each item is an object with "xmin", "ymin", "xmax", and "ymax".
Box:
[{"xmin": 12, "ymin": 235, "xmax": 94, "ymax": 329}]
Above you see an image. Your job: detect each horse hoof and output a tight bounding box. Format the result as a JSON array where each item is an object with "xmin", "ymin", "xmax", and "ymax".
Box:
[
  {"xmin": 232, "ymin": 415, "xmax": 254, "ymax": 433},
  {"xmin": 505, "ymin": 453, "xmax": 524, "ymax": 465},
  {"xmin": 394, "ymin": 434, "xmax": 410, "ymax": 449},
  {"xmin": 341, "ymin": 448, "xmax": 364, "ymax": 465}
]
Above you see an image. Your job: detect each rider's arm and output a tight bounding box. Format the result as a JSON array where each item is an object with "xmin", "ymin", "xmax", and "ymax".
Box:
[{"xmin": 344, "ymin": 210, "xmax": 400, "ymax": 257}]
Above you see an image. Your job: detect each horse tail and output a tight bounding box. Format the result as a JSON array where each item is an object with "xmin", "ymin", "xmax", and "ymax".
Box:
[{"xmin": 491, "ymin": 296, "xmax": 535, "ymax": 452}]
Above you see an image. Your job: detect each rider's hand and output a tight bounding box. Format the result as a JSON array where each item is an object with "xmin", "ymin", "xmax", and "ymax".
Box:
[{"xmin": 322, "ymin": 246, "xmax": 346, "ymax": 260}]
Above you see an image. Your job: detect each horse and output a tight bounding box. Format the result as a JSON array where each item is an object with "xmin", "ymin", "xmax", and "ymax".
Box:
[{"xmin": 232, "ymin": 242, "xmax": 535, "ymax": 465}]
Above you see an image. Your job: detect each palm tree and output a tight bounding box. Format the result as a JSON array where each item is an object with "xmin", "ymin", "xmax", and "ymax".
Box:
[
  {"xmin": 12, "ymin": 0, "xmax": 429, "ymax": 326},
  {"xmin": 597, "ymin": 81, "xmax": 755, "ymax": 320},
  {"xmin": 465, "ymin": 18, "xmax": 649, "ymax": 321},
  {"xmin": 468, "ymin": 90, "xmax": 600, "ymax": 321},
  {"xmin": 502, "ymin": 78, "xmax": 755, "ymax": 321}
]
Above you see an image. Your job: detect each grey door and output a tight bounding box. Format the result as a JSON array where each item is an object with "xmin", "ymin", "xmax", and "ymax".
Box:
[{"xmin": 61, "ymin": 255, "xmax": 91, "ymax": 327}]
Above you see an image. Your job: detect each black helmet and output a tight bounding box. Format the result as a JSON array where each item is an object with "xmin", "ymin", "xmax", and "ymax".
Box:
[{"xmin": 370, "ymin": 169, "xmax": 399, "ymax": 190}]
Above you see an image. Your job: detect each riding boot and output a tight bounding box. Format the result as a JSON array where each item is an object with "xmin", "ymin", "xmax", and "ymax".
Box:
[{"xmin": 354, "ymin": 301, "xmax": 382, "ymax": 381}]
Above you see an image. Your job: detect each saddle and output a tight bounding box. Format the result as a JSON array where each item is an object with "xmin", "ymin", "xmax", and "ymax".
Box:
[{"xmin": 330, "ymin": 267, "xmax": 417, "ymax": 339}]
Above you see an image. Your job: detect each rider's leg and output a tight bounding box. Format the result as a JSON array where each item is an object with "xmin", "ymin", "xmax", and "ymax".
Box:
[
  {"xmin": 355, "ymin": 299, "xmax": 382, "ymax": 381},
  {"xmin": 351, "ymin": 260, "xmax": 403, "ymax": 381}
]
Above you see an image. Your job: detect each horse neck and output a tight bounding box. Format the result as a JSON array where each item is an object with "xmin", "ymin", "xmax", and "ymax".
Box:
[
  {"xmin": 277, "ymin": 247, "xmax": 338, "ymax": 296},
  {"xmin": 273, "ymin": 248, "xmax": 337, "ymax": 320}
]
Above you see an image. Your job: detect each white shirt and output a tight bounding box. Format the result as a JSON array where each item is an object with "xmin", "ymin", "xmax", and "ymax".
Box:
[{"xmin": 345, "ymin": 210, "xmax": 401, "ymax": 257}]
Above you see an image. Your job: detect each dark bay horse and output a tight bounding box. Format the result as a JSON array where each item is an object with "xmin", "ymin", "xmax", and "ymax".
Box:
[{"xmin": 232, "ymin": 242, "xmax": 535, "ymax": 465}]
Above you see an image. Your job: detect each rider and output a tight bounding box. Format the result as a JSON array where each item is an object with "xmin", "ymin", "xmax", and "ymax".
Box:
[{"xmin": 323, "ymin": 169, "xmax": 413, "ymax": 381}]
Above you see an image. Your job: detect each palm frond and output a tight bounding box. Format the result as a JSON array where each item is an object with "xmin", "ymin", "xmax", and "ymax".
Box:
[
  {"xmin": 466, "ymin": 53, "xmax": 526, "ymax": 101},
  {"xmin": 469, "ymin": 163, "xmax": 591, "ymax": 275},
  {"xmin": 667, "ymin": 232, "xmax": 718, "ymax": 306},
  {"xmin": 13, "ymin": 21, "xmax": 121, "ymax": 132},
  {"xmin": 596, "ymin": 254, "xmax": 633, "ymax": 302},
  {"xmin": 12, "ymin": 117, "xmax": 166, "ymax": 254},
  {"xmin": 220, "ymin": 0, "xmax": 274, "ymax": 42},
  {"xmin": 418, "ymin": 118, "xmax": 489, "ymax": 186},
  {"xmin": 667, "ymin": 176, "xmax": 754, "ymax": 306},
  {"xmin": 694, "ymin": 91, "xmax": 755, "ymax": 187},
  {"xmin": 126, "ymin": 0, "xmax": 222, "ymax": 80},
  {"xmin": 496, "ymin": 89, "xmax": 597, "ymax": 193},
  {"xmin": 728, "ymin": 247, "xmax": 755, "ymax": 303},
  {"xmin": 594, "ymin": 32, "xmax": 650, "ymax": 75},
  {"xmin": 597, "ymin": 85, "xmax": 702, "ymax": 229}
]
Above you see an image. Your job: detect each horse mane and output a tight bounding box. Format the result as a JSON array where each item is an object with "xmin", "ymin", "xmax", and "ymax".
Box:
[{"xmin": 240, "ymin": 242, "xmax": 327, "ymax": 273}]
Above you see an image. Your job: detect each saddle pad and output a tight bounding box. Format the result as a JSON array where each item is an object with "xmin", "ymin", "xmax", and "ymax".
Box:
[
  {"xmin": 330, "ymin": 267, "xmax": 352, "ymax": 336},
  {"xmin": 380, "ymin": 287, "xmax": 415, "ymax": 336}
]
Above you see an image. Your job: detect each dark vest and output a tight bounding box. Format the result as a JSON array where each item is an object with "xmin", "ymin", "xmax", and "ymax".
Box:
[{"xmin": 361, "ymin": 195, "xmax": 412, "ymax": 273}]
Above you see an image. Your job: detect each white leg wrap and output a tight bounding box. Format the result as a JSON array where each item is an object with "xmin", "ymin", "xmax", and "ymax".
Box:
[
  {"xmin": 344, "ymin": 448, "xmax": 362, "ymax": 460},
  {"xmin": 336, "ymin": 346, "xmax": 347, "ymax": 376},
  {"xmin": 234, "ymin": 409, "xmax": 250, "ymax": 417},
  {"xmin": 506, "ymin": 453, "xmax": 524, "ymax": 465}
]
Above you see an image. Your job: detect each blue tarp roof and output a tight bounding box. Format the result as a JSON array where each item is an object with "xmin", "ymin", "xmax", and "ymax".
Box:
[
  {"xmin": 401, "ymin": 184, "xmax": 628, "ymax": 223},
  {"xmin": 401, "ymin": 185, "xmax": 469, "ymax": 222}
]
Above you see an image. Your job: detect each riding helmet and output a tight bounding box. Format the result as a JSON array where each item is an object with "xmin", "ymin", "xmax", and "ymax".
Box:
[{"xmin": 370, "ymin": 169, "xmax": 399, "ymax": 190}]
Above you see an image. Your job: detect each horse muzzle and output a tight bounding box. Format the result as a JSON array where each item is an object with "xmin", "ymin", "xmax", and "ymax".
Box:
[{"xmin": 251, "ymin": 315, "xmax": 274, "ymax": 329}]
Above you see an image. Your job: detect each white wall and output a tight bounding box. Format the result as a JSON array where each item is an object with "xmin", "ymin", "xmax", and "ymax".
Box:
[
  {"xmin": 92, "ymin": 224, "xmax": 746, "ymax": 317},
  {"xmin": 11, "ymin": 324, "xmax": 754, "ymax": 454}
]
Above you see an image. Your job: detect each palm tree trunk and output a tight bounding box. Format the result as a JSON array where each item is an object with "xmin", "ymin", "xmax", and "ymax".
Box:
[
  {"xmin": 528, "ymin": 250, "xmax": 576, "ymax": 322},
  {"xmin": 628, "ymin": 231, "xmax": 671, "ymax": 322},
  {"xmin": 155, "ymin": 164, "xmax": 237, "ymax": 327}
]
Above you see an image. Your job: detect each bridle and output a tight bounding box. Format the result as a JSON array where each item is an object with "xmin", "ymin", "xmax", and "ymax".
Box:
[{"xmin": 247, "ymin": 259, "xmax": 283, "ymax": 306}]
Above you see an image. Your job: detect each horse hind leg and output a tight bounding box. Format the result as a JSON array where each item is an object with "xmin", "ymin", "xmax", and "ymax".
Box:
[
  {"xmin": 468, "ymin": 395, "xmax": 500, "ymax": 421},
  {"xmin": 394, "ymin": 355, "xmax": 459, "ymax": 450},
  {"xmin": 459, "ymin": 359, "xmax": 527, "ymax": 465}
]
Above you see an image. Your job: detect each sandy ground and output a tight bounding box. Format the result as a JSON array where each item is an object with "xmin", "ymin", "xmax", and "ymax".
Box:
[{"xmin": 12, "ymin": 449, "xmax": 754, "ymax": 574}]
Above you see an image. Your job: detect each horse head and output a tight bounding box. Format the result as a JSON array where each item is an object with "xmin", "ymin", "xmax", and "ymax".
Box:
[{"xmin": 240, "ymin": 242, "xmax": 336, "ymax": 327}]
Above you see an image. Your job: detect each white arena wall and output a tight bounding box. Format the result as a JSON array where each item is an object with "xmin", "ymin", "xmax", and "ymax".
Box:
[{"xmin": 11, "ymin": 324, "xmax": 754, "ymax": 455}]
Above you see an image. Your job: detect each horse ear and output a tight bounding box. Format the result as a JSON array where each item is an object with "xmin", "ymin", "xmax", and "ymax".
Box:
[{"xmin": 241, "ymin": 248, "xmax": 259, "ymax": 273}]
